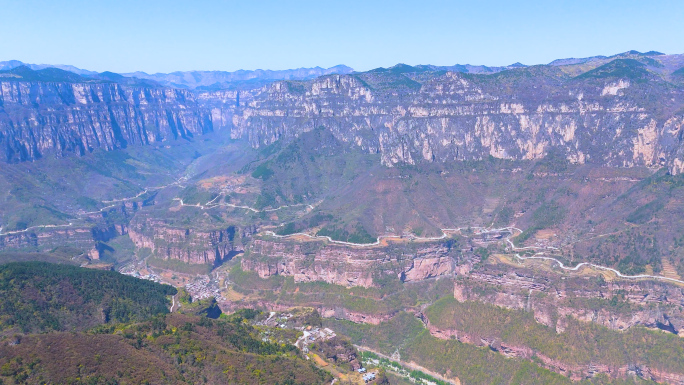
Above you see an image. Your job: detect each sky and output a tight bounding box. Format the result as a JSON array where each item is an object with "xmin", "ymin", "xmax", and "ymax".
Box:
[{"xmin": 0, "ymin": 0, "xmax": 683, "ymax": 74}]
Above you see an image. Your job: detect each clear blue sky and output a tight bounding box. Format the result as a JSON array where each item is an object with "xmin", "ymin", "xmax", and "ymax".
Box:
[{"xmin": 1, "ymin": 0, "xmax": 682, "ymax": 73}]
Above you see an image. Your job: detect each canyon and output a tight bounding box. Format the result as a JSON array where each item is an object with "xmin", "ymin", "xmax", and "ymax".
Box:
[
  {"xmin": 2, "ymin": 52, "xmax": 684, "ymax": 173},
  {"xmin": 241, "ymin": 238, "xmax": 457, "ymax": 287},
  {"xmin": 4, "ymin": 51, "xmax": 684, "ymax": 384}
]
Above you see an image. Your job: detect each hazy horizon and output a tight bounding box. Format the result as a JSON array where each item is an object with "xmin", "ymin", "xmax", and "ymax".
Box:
[{"xmin": 1, "ymin": 0, "xmax": 682, "ymax": 73}]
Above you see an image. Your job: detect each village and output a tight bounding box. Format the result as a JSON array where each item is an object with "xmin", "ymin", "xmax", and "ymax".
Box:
[{"xmin": 252, "ymin": 309, "xmax": 382, "ymax": 384}]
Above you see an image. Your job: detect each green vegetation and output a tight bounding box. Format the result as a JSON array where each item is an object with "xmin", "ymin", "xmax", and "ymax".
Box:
[
  {"xmin": 147, "ymin": 257, "xmax": 212, "ymax": 275},
  {"xmin": 360, "ymin": 351, "xmax": 449, "ymax": 385},
  {"xmin": 576, "ymin": 59, "xmax": 651, "ymax": 82},
  {"xmin": 326, "ymin": 312, "xmax": 425, "ymax": 354},
  {"xmin": 673, "ymin": 66, "xmax": 684, "ymax": 78},
  {"xmin": 626, "ymin": 198, "xmax": 665, "ymax": 224},
  {"xmin": 175, "ymin": 289, "xmax": 222, "ymax": 319},
  {"xmin": 328, "ymin": 313, "xmax": 574, "ymax": 385},
  {"xmin": 316, "ymin": 224, "xmax": 375, "ymax": 244},
  {"xmin": 586, "ymin": 229, "xmax": 661, "ymax": 275},
  {"xmin": 0, "ymin": 66, "xmax": 93, "ymax": 83},
  {"xmin": 534, "ymin": 147, "xmax": 570, "ymax": 173},
  {"xmin": 179, "ymin": 186, "xmax": 218, "ymax": 205},
  {"xmin": 276, "ymin": 222, "xmax": 298, "ymax": 236},
  {"xmin": 329, "ymin": 308, "xmax": 653, "ymax": 385},
  {"xmin": 0, "ymin": 262, "xmax": 176, "ymax": 333},
  {"xmin": 0, "ymin": 261, "xmax": 330, "ymax": 384},
  {"xmin": 251, "ymin": 163, "xmax": 275, "ymax": 180},
  {"xmin": 229, "ymin": 263, "xmax": 454, "ymax": 316},
  {"xmin": 275, "ymin": 213, "xmax": 336, "ymax": 236},
  {"xmin": 495, "ymin": 206, "xmax": 514, "ymax": 226},
  {"xmin": 0, "ymin": 247, "xmax": 81, "ymax": 265},
  {"xmin": 0, "ymin": 313, "xmax": 331, "ymax": 385},
  {"xmin": 515, "ymin": 201, "xmax": 566, "ymax": 245},
  {"xmin": 425, "ymin": 296, "xmax": 684, "ymax": 374},
  {"xmin": 241, "ymin": 126, "xmax": 382, "ymax": 229}
]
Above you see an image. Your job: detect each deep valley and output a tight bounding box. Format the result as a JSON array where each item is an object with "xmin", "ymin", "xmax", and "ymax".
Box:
[{"xmin": 3, "ymin": 50, "xmax": 684, "ymax": 384}]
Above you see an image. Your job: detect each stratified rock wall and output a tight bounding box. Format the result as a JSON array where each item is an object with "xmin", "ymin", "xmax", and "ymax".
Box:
[
  {"xmin": 241, "ymin": 239, "xmax": 455, "ymax": 287},
  {"xmin": 231, "ymin": 72, "xmax": 684, "ymax": 173},
  {"xmin": 452, "ymin": 270, "xmax": 684, "ymax": 335},
  {"xmin": 0, "ymin": 81, "xmax": 213, "ymax": 162},
  {"xmin": 128, "ymin": 220, "xmax": 238, "ymax": 265},
  {"xmin": 4, "ymin": 63, "xmax": 684, "ymax": 172}
]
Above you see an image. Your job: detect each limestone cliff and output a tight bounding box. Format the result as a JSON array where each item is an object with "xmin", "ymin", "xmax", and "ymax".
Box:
[
  {"xmin": 128, "ymin": 220, "xmax": 238, "ymax": 265},
  {"xmin": 230, "ymin": 65, "xmax": 684, "ymax": 173},
  {"xmin": 241, "ymin": 238, "xmax": 456, "ymax": 287},
  {"xmin": 0, "ymin": 80, "xmax": 212, "ymax": 162},
  {"xmin": 4, "ymin": 56, "xmax": 684, "ymax": 174},
  {"xmin": 453, "ymin": 269, "xmax": 684, "ymax": 335}
]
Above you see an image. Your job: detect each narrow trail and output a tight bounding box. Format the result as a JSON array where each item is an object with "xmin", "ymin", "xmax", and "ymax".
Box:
[
  {"xmin": 0, "ymin": 176, "xmax": 188, "ymax": 237},
  {"xmin": 2, "ymin": 166, "xmax": 682, "ymax": 287},
  {"xmin": 0, "ymin": 222, "xmax": 74, "ymax": 237},
  {"xmin": 174, "ymin": 197, "xmax": 315, "ymax": 213},
  {"xmin": 266, "ymin": 225, "xmax": 684, "ymax": 285},
  {"xmin": 503, "ymin": 229, "xmax": 684, "ymax": 285}
]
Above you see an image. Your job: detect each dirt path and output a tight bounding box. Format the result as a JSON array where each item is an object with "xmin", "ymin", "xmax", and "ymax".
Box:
[{"xmin": 504, "ymin": 231, "xmax": 684, "ymax": 285}]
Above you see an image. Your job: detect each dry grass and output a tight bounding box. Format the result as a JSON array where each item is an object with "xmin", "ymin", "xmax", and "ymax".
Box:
[
  {"xmin": 198, "ymin": 175, "xmax": 246, "ymax": 189},
  {"xmin": 311, "ymin": 353, "xmax": 329, "ymax": 367},
  {"xmin": 534, "ymin": 229, "xmax": 556, "ymax": 240},
  {"xmin": 661, "ymin": 258, "xmax": 681, "ymax": 280}
]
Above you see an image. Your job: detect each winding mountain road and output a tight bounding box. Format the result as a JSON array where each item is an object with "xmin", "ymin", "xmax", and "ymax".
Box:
[{"xmin": 265, "ymin": 225, "xmax": 684, "ymax": 285}]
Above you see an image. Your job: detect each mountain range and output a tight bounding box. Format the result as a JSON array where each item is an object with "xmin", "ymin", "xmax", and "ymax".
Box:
[
  {"xmin": 5, "ymin": 50, "xmax": 684, "ymax": 384},
  {"xmin": 2, "ymin": 50, "xmax": 684, "ymax": 170}
]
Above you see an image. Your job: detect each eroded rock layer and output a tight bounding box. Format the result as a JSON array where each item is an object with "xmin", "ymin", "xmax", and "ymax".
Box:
[{"xmin": 242, "ymin": 238, "xmax": 458, "ymax": 288}]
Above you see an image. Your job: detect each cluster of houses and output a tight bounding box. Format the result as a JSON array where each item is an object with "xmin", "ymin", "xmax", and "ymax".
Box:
[
  {"xmin": 295, "ymin": 325, "xmax": 337, "ymax": 354},
  {"xmin": 120, "ymin": 265, "xmax": 162, "ymax": 283},
  {"xmin": 358, "ymin": 368, "xmax": 377, "ymax": 382},
  {"xmin": 184, "ymin": 276, "xmax": 224, "ymax": 301},
  {"xmin": 252, "ymin": 310, "xmax": 380, "ymax": 383}
]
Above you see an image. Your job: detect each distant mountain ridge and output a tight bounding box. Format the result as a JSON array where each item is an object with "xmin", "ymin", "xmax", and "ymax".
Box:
[
  {"xmin": 3, "ymin": 50, "xmax": 684, "ymax": 168},
  {"xmin": 1, "ymin": 50, "xmax": 674, "ymax": 89},
  {"xmin": 123, "ymin": 65, "xmax": 355, "ymax": 90},
  {"xmin": 0, "ymin": 59, "xmax": 98, "ymax": 76},
  {"xmin": 0, "ymin": 60, "xmax": 355, "ymax": 90}
]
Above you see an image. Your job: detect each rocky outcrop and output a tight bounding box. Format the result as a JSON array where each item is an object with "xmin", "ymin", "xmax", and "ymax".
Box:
[
  {"xmin": 5, "ymin": 57, "xmax": 684, "ymax": 174},
  {"xmin": 0, "ymin": 226, "xmax": 93, "ymax": 250},
  {"xmin": 0, "ymin": 81, "xmax": 213, "ymax": 162},
  {"xmin": 454, "ymin": 269, "xmax": 684, "ymax": 335},
  {"xmin": 425, "ymin": 319, "xmax": 684, "ymax": 384},
  {"xmin": 229, "ymin": 64, "xmax": 684, "ymax": 174},
  {"xmin": 128, "ymin": 220, "xmax": 238, "ymax": 265},
  {"xmin": 401, "ymin": 256, "xmax": 454, "ymax": 282},
  {"xmin": 241, "ymin": 239, "xmax": 456, "ymax": 288},
  {"xmin": 318, "ymin": 307, "xmax": 394, "ymax": 325}
]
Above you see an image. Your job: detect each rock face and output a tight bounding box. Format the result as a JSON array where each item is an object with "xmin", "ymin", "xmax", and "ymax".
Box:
[
  {"xmin": 241, "ymin": 239, "xmax": 456, "ymax": 288},
  {"xmin": 128, "ymin": 220, "xmax": 238, "ymax": 265},
  {"xmin": 425, "ymin": 318, "xmax": 684, "ymax": 384},
  {"xmin": 0, "ymin": 81, "xmax": 212, "ymax": 162},
  {"xmin": 4, "ymin": 56, "xmax": 684, "ymax": 174},
  {"xmin": 231, "ymin": 64, "xmax": 684, "ymax": 173},
  {"xmin": 453, "ymin": 268, "xmax": 684, "ymax": 335},
  {"xmin": 0, "ymin": 227, "xmax": 93, "ymax": 249}
]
